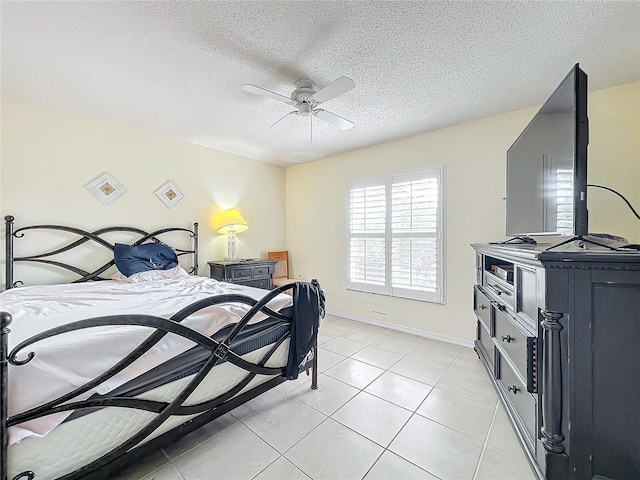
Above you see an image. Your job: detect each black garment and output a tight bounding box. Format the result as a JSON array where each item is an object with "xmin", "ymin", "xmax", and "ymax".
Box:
[{"xmin": 285, "ymin": 281, "xmax": 325, "ymax": 380}]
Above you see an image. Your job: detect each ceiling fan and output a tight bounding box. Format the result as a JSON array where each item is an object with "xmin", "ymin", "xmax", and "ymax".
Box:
[{"xmin": 241, "ymin": 76, "xmax": 356, "ymax": 132}]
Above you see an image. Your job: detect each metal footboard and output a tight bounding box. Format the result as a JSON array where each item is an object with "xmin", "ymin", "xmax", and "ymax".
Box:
[{"xmin": 1, "ymin": 283, "xmax": 320, "ymax": 480}]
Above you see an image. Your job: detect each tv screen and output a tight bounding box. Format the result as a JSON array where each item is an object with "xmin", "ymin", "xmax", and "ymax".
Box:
[{"xmin": 506, "ymin": 64, "xmax": 588, "ymax": 237}]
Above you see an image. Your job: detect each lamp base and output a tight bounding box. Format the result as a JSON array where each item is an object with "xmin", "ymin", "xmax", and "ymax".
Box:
[
  {"xmin": 224, "ymin": 257, "xmax": 240, "ymax": 261},
  {"xmin": 227, "ymin": 231, "xmax": 238, "ymax": 260}
]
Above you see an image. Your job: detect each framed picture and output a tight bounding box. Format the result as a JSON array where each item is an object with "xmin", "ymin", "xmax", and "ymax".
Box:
[
  {"xmin": 85, "ymin": 172, "xmax": 127, "ymax": 205},
  {"xmin": 155, "ymin": 181, "xmax": 184, "ymax": 208}
]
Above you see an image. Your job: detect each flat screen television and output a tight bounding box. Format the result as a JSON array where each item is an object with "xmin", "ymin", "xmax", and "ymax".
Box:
[{"xmin": 506, "ymin": 64, "xmax": 589, "ymax": 238}]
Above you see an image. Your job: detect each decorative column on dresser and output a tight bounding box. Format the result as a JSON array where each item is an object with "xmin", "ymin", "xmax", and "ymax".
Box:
[{"xmin": 471, "ymin": 243, "xmax": 640, "ymax": 480}]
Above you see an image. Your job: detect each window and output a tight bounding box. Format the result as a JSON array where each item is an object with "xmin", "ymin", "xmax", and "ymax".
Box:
[
  {"xmin": 543, "ymin": 155, "xmax": 573, "ymax": 235},
  {"xmin": 347, "ymin": 167, "xmax": 445, "ymax": 303}
]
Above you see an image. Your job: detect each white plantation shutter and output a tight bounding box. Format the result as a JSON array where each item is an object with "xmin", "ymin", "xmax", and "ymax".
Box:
[
  {"xmin": 543, "ymin": 156, "xmax": 574, "ymax": 235},
  {"xmin": 391, "ymin": 172, "xmax": 440, "ymax": 301},
  {"xmin": 347, "ymin": 167, "xmax": 444, "ymax": 303},
  {"xmin": 348, "ymin": 180, "xmax": 387, "ymax": 294},
  {"xmin": 555, "ymin": 167, "xmax": 574, "ymax": 235}
]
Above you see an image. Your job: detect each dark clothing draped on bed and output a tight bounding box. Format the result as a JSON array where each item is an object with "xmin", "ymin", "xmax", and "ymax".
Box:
[{"xmin": 286, "ymin": 281, "xmax": 325, "ymax": 380}]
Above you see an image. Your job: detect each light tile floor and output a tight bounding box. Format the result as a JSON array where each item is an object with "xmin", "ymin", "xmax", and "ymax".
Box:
[{"xmin": 115, "ymin": 315, "xmax": 537, "ymax": 480}]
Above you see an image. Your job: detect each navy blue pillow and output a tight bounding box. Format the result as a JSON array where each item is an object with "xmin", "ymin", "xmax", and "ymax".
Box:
[{"xmin": 114, "ymin": 242, "xmax": 178, "ymax": 277}]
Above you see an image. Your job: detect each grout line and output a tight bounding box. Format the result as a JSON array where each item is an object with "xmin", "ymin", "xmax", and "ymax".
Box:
[
  {"xmin": 412, "ymin": 411, "xmax": 492, "ymax": 445},
  {"xmin": 157, "ymin": 320, "xmax": 479, "ymax": 480},
  {"xmin": 248, "ymin": 455, "xmax": 315, "ymax": 480},
  {"xmin": 383, "ymin": 411, "xmax": 443, "ymax": 480},
  {"xmin": 331, "ymin": 325, "xmax": 479, "ymax": 480},
  {"xmin": 291, "ymin": 327, "xmax": 446, "ymax": 478},
  {"xmin": 161, "ymin": 448, "xmax": 172, "ymax": 462},
  {"xmin": 169, "ymin": 461, "xmax": 187, "ymax": 480},
  {"xmin": 278, "ymin": 415, "xmax": 333, "ymax": 466},
  {"xmin": 471, "ymin": 401, "xmax": 500, "ymax": 480},
  {"xmin": 134, "ymin": 451, "xmax": 173, "ymax": 480},
  {"xmin": 163, "ymin": 414, "xmax": 239, "ymax": 462},
  {"xmin": 360, "ymin": 449, "xmax": 386, "ymax": 479},
  {"xmin": 286, "ymin": 372, "xmax": 359, "ymax": 417},
  {"xmin": 363, "ymin": 384, "xmax": 433, "ymax": 412},
  {"xmin": 249, "ymin": 457, "xmax": 279, "ymax": 480}
]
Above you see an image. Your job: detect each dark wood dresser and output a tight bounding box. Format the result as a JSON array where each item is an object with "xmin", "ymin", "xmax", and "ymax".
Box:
[
  {"xmin": 208, "ymin": 259, "xmax": 277, "ymax": 289},
  {"xmin": 471, "ymin": 243, "xmax": 640, "ymax": 480}
]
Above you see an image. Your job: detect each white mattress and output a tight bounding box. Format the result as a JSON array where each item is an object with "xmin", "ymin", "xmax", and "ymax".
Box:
[
  {"xmin": 1, "ymin": 276, "xmax": 292, "ymax": 445},
  {"xmin": 8, "ymin": 341, "xmax": 291, "ymax": 480}
]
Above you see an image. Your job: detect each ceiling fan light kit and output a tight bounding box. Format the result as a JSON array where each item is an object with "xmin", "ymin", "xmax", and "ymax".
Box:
[
  {"xmin": 298, "ymin": 102, "xmax": 313, "ymax": 116},
  {"xmin": 241, "ymin": 76, "xmax": 356, "ymax": 133}
]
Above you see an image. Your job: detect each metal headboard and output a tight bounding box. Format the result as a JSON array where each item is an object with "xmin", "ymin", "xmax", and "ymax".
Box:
[{"xmin": 4, "ymin": 215, "xmax": 199, "ymax": 289}]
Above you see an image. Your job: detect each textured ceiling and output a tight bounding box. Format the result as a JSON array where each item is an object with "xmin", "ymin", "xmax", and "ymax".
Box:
[{"xmin": 2, "ymin": 1, "xmax": 639, "ymax": 166}]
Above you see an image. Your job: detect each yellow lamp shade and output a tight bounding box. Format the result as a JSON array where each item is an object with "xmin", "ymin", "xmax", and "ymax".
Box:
[{"xmin": 216, "ymin": 208, "xmax": 249, "ymax": 235}]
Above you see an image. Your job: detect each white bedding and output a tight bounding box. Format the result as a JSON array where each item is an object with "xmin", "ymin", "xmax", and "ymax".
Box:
[{"xmin": 0, "ymin": 275, "xmax": 292, "ymax": 446}]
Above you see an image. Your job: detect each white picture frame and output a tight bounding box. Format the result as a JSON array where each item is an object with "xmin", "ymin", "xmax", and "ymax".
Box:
[
  {"xmin": 85, "ymin": 172, "xmax": 127, "ymax": 205},
  {"xmin": 155, "ymin": 181, "xmax": 184, "ymax": 208}
]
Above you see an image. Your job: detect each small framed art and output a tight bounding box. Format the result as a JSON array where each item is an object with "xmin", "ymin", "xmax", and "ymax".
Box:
[
  {"xmin": 155, "ymin": 181, "xmax": 184, "ymax": 208},
  {"xmin": 85, "ymin": 172, "xmax": 127, "ymax": 205}
]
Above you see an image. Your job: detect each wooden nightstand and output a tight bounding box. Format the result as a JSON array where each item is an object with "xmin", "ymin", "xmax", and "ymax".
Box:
[{"xmin": 207, "ymin": 259, "xmax": 277, "ymax": 289}]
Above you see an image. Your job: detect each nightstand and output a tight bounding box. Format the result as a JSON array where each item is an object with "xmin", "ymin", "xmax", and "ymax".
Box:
[{"xmin": 207, "ymin": 259, "xmax": 277, "ymax": 289}]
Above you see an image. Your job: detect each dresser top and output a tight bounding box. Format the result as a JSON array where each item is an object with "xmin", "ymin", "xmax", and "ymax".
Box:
[
  {"xmin": 471, "ymin": 242, "xmax": 640, "ymax": 270},
  {"xmin": 207, "ymin": 259, "xmax": 277, "ymax": 267}
]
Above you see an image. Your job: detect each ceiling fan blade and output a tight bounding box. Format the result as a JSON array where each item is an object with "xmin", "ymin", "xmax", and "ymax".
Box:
[
  {"xmin": 242, "ymin": 84, "xmax": 292, "ymax": 104},
  {"xmin": 312, "ymin": 76, "xmax": 356, "ymax": 103},
  {"xmin": 314, "ymin": 109, "xmax": 354, "ymax": 130},
  {"xmin": 269, "ymin": 111, "xmax": 298, "ymax": 129}
]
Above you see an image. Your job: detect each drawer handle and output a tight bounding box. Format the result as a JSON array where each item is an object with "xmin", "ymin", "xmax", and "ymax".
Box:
[
  {"xmin": 508, "ymin": 385, "xmax": 520, "ymax": 394},
  {"xmin": 478, "ymin": 304, "xmax": 487, "ymax": 310},
  {"xmin": 492, "ymin": 301, "xmax": 506, "ymax": 312},
  {"xmin": 501, "ymin": 335, "xmax": 514, "ymax": 343},
  {"xmin": 488, "ymin": 284, "xmax": 512, "ymax": 297}
]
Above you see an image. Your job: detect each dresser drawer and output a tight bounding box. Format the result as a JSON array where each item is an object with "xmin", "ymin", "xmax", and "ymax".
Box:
[
  {"xmin": 497, "ymin": 352, "xmax": 537, "ymax": 445},
  {"xmin": 515, "ymin": 265, "xmax": 537, "ymax": 329},
  {"xmin": 485, "ymin": 272, "xmax": 514, "ymax": 310},
  {"xmin": 474, "ymin": 286, "xmax": 492, "ymax": 332},
  {"xmin": 494, "ymin": 308, "xmax": 536, "ymax": 388},
  {"xmin": 477, "ymin": 320, "xmax": 494, "ymax": 369}
]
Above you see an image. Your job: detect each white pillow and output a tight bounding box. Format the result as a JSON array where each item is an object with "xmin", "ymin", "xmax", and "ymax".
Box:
[{"xmin": 111, "ymin": 265, "xmax": 190, "ymax": 283}]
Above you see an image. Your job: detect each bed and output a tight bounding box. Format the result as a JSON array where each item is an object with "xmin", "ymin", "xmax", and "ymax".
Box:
[{"xmin": 0, "ymin": 215, "xmax": 324, "ymax": 480}]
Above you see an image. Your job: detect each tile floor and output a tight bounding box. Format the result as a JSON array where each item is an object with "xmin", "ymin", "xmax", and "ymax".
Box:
[{"xmin": 115, "ymin": 315, "xmax": 537, "ymax": 480}]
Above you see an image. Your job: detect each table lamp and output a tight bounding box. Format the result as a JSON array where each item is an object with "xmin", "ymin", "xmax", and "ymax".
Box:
[{"xmin": 216, "ymin": 208, "xmax": 249, "ymax": 260}]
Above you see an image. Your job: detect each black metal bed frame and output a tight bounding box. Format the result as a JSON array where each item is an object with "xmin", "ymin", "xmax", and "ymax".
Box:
[{"xmin": 1, "ymin": 216, "xmax": 319, "ymax": 480}]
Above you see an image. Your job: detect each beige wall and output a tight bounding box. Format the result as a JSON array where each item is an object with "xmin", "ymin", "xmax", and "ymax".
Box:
[
  {"xmin": 587, "ymin": 82, "xmax": 640, "ymax": 237},
  {"xmin": 0, "ymin": 95, "xmax": 287, "ymax": 287},
  {"xmin": 286, "ymin": 81, "xmax": 640, "ymax": 343},
  {"xmin": 2, "ymin": 82, "xmax": 638, "ymax": 339}
]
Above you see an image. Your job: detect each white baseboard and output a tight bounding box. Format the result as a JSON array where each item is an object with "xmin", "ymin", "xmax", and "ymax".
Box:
[{"xmin": 326, "ymin": 309, "xmax": 474, "ymax": 349}]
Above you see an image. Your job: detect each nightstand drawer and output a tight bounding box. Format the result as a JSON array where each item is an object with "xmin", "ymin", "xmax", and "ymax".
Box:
[
  {"xmin": 208, "ymin": 260, "xmax": 277, "ymax": 290},
  {"xmin": 252, "ymin": 266, "xmax": 270, "ymax": 277},
  {"xmin": 240, "ymin": 278, "xmax": 271, "ymax": 289},
  {"xmin": 232, "ymin": 268, "xmax": 252, "ymax": 280}
]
